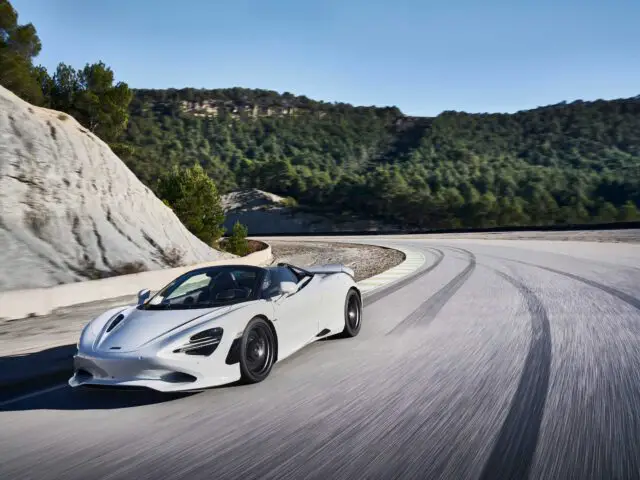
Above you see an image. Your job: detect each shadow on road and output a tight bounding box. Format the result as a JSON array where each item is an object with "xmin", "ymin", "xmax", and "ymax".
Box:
[
  {"xmin": 0, "ymin": 343, "xmax": 76, "ymax": 402},
  {"xmin": 0, "ymin": 384, "xmax": 200, "ymax": 412},
  {"xmin": 0, "ymin": 343, "xmax": 251, "ymax": 412}
]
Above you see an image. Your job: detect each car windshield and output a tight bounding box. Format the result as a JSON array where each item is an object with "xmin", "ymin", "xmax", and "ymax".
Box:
[{"xmin": 140, "ymin": 266, "xmax": 263, "ymax": 310}]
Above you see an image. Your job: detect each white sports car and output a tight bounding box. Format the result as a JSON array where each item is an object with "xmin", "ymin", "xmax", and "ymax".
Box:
[{"xmin": 69, "ymin": 263, "xmax": 362, "ymax": 392}]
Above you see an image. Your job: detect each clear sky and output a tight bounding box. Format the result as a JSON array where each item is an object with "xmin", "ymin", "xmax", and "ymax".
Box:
[{"xmin": 10, "ymin": 0, "xmax": 640, "ymax": 117}]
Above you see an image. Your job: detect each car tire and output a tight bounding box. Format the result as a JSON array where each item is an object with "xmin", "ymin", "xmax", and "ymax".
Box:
[
  {"xmin": 340, "ymin": 288, "xmax": 362, "ymax": 338},
  {"xmin": 239, "ymin": 317, "xmax": 276, "ymax": 384}
]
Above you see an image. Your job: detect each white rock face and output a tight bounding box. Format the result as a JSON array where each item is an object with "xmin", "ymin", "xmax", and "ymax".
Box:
[{"xmin": 0, "ymin": 85, "xmax": 233, "ymax": 292}]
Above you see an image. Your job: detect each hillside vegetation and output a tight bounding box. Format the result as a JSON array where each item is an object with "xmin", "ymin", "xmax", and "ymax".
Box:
[{"xmin": 119, "ymin": 89, "xmax": 640, "ymax": 229}]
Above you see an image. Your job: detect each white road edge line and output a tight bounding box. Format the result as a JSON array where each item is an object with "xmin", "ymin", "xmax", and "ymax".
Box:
[
  {"xmin": 356, "ymin": 246, "xmax": 426, "ymax": 294},
  {"xmin": 0, "ymin": 383, "xmax": 67, "ymax": 408}
]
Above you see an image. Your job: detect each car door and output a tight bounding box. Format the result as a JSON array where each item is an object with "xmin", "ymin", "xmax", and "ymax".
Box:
[{"xmin": 268, "ymin": 267, "xmax": 319, "ymax": 360}]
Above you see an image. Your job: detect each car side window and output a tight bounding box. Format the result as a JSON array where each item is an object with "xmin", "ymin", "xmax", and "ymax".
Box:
[
  {"xmin": 261, "ymin": 267, "xmax": 299, "ymax": 298},
  {"xmin": 277, "ymin": 267, "xmax": 299, "ymax": 285}
]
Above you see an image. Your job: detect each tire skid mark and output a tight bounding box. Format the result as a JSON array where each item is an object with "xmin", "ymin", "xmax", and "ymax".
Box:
[
  {"xmin": 482, "ymin": 253, "xmax": 640, "ymax": 311},
  {"xmin": 364, "ymin": 247, "xmax": 445, "ymax": 307},
  {"xmin": 477, "ymin": 268, "xmax": 552, "ymax": 480},
  {"xmin": 388, "ymin": 248, "xmax": 476, "ymax": 334}
]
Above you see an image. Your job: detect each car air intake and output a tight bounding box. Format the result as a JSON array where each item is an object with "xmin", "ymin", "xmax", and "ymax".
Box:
[
  {"xmin": 106, "ymin": 313, "xmax": 125, "ymax": 333},
  {"xmin": 173, "ymin": 327, "xmax": 223, "ymax": 356},
  {"xmin": 160, "ymin": 372, "xmax": 197, "ymax": 383}
]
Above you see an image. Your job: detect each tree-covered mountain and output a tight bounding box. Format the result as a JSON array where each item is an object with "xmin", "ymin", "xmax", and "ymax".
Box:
[{"xmin": 118, "ymin": 88, "xmax": 640, "ymax": 229}]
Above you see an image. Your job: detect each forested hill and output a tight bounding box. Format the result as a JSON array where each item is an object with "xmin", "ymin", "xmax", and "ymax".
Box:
[{"xmin": 118, "ymin": 88, "xmax": 640, "ymax": 229}]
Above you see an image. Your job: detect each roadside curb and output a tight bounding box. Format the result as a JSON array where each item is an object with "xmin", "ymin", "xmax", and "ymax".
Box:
[
  {"xmin": 0, "ymin": 245, "xmax": 273, "ymax": 321},
  {"xmin": 357, "ymin": 246, "xmax": 426, "ymax": 294}
]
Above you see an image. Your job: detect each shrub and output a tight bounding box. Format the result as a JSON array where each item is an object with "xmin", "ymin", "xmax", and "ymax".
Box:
[
  {"xmin": 281, "ymin": 196, "xmax": 298, "ymax": 208},
  {"xmin": 222, "ymin": 221, "xmax": 250, "ymax": 256},
  {"xmin": 157, "ymin": 163, "xmax": 226, "ymax": 246}
]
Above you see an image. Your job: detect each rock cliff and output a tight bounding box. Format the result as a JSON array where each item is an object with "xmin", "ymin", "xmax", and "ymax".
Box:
[{"xmin": 0, "ymin": 85, "xmax": 232, "ymax": 292}]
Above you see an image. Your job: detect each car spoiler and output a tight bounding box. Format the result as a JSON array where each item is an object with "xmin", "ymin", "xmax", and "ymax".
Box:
[
  {"xmin": 305, "ymin": 264, "xmax": 355, "ymax": 278},
  {"xmin": 278, "ymin": 262, "xmax": 355, "ymax": 279},
  {"xmin": 278, "ymin": 262, "xmax": 356, "ymax": 278}
]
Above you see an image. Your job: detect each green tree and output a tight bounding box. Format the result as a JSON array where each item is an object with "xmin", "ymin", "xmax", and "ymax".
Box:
[
  {"xmin": 157, "ymin": 164, "xmax": 226, "ymax": 246},
  {"xmin": 617, "ymin": 201, "xmax": 639, "ymax": 221},
  {"xmin": 224, "ymin": 221, "xmax": 250, "ymax": 256},
  {"xmin": 595, "ymin": 201, "xmax": 619, "ymax": 222},
  {"xmin": 0, "ymin": 0, "xmax": 44, "ymax": 103},
  {"xmin": 48, "ymin": 61, "xmax": 133, "ymax": 142}
]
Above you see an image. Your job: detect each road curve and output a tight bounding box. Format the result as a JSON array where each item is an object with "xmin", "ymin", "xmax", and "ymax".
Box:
[{"xmin": 1, "ymin": 237, "xmax": 640, "ymax": 480}]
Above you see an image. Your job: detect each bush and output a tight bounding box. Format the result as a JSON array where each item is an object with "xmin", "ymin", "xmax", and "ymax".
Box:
[
  {"xmin": 281, "ymin": 196, "xmax": 298, "ymax": 208},
  {"xmin": 157, "ymin": 163, "xmax": 226, "ymax": 246},
  {"xmin": 222, "ymin": 221, "xmax": 250, "ymax": 256}
]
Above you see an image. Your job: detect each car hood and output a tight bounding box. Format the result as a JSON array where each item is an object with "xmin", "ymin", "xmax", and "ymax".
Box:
[{"xmin": 92, "ymin": 305, "xmax": 235, "ymax": 353}]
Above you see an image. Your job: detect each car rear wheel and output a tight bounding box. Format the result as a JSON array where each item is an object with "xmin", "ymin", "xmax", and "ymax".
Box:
[
  {"xmin": 340, "ymin": 289, "xmax": 362, "ymax": 338},
  {"xmin": 239, "ymin": 317, "xmax": 276, "ymax": 384}
]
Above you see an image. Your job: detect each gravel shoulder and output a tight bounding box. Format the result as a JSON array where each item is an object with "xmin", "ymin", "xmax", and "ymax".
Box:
[{"xmin": 268, "ymin": 240, "xmax": 405, "ymax": 281}]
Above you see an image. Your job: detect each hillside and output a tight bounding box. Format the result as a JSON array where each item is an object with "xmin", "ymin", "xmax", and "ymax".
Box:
[
  {"xmin": 118, "ymin": 88, "xmax": 640, "ymax": 231},
  {"xmin": 0, "ymin": 85, "xmax": 232, "ymax": 292}
]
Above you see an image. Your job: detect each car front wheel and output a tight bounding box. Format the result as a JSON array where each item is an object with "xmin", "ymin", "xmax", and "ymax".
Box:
[{"xmin": 239, "ymin": 317, "xmax": 276, "ymax": 384}]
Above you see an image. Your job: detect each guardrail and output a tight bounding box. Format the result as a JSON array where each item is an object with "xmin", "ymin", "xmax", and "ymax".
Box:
[{"xmin": 0, "ymin": 245, "xmax": 273, "ymax": 320}]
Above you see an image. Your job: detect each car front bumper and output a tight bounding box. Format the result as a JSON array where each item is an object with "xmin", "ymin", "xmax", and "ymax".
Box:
[{"xmin": 69, "ymin": 347, "xmax": 242, "ymax": 393}]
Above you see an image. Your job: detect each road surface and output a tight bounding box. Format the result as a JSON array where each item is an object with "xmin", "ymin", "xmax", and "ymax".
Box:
[{"xmin": 1, "ymin": 237, "xmax": 640, "ymax": 480}]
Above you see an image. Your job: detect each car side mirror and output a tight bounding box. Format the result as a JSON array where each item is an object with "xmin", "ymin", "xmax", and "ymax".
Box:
[
  {"xmin": 137, "ymin": 288, "xmax": 151, "ymax": 305},
  {"xmin": 279, "ymin": 281, "xmax": 298, "ymax": 296}
]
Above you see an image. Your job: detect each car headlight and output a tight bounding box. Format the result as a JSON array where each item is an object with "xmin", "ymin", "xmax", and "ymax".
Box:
[{"xmin": 172, "ymin": 327, "xmax": 224, "ymax": 356}]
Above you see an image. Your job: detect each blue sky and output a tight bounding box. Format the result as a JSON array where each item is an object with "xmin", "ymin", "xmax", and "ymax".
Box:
[{"xmin": 11, "ymin": 0, "xmax": 640, "ymax": 116}]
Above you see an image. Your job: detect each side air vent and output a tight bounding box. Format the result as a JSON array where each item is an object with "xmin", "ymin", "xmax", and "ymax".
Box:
[
  {"xmin": 173, "ymin": 327, "xmax": 224, "ymax": 356},
  {"xmin": 225, "ymin": 338, "xmax": 241, "ymax": 365},
  {"xmin": 105, "ymin": 313, "xmax": 125, "ymax": 333},
  {"xmin": 315, "ymin": 328, "xmax": 331, "ymax": 338}
]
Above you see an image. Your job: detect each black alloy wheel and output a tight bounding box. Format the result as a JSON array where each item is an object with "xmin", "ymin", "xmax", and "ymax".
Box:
[
  {"xmin": 239, "ymin": 317, "xmax": 276, "ymax": 383},
  {"xmin": 340, "ymin": 289, "xmax": 362, "ymax": 338}
]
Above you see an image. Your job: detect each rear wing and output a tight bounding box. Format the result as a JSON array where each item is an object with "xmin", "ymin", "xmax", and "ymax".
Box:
[
  {"xmin": 277, "ymin": 262, "xmax": 355, "ymax": 279},
  {"xmin": 305, "ymin": 264, "xmax": 355, "ymax": 278}
]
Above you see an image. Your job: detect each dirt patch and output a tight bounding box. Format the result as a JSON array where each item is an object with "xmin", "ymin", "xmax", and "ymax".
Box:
[{"xmin": 269, "ymin": 241, "xmax": 405, "ymax": 281}]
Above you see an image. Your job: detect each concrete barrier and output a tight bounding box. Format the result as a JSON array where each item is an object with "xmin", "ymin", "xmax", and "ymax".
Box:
[{"xmin": 0, "ymin": 245, "xmax": 273, "ymax": 320}]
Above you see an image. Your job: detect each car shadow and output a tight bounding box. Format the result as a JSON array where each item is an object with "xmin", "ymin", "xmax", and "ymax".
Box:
[
  {"xmin": 0, "ymin": 343, "xmax": 241, "ymax": 412},
  {"xmin": 1, "ymin": 384, "xmax": 202, "ymax": 412},
  {"xmin": 0, "ymin": 343, "xmax": 76, "ymax": 401}
]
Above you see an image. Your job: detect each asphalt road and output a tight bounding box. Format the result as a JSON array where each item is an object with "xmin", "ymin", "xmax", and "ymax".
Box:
[{"xmin": 1, "ymin": 237, "xmax": 640, "ymax": 480}]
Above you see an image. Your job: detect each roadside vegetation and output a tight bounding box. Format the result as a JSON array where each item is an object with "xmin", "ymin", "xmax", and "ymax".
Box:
[
  {"xmin": 2, "ymin": 0, "xmax": 639, "ymax": 239},
  {"xmin": 219, "ymin": 222, "xmax": 251, "ymax": 256},
  {"xmin": 156, "ymin": 163, "xmax": 226, "ymax": 246}
]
